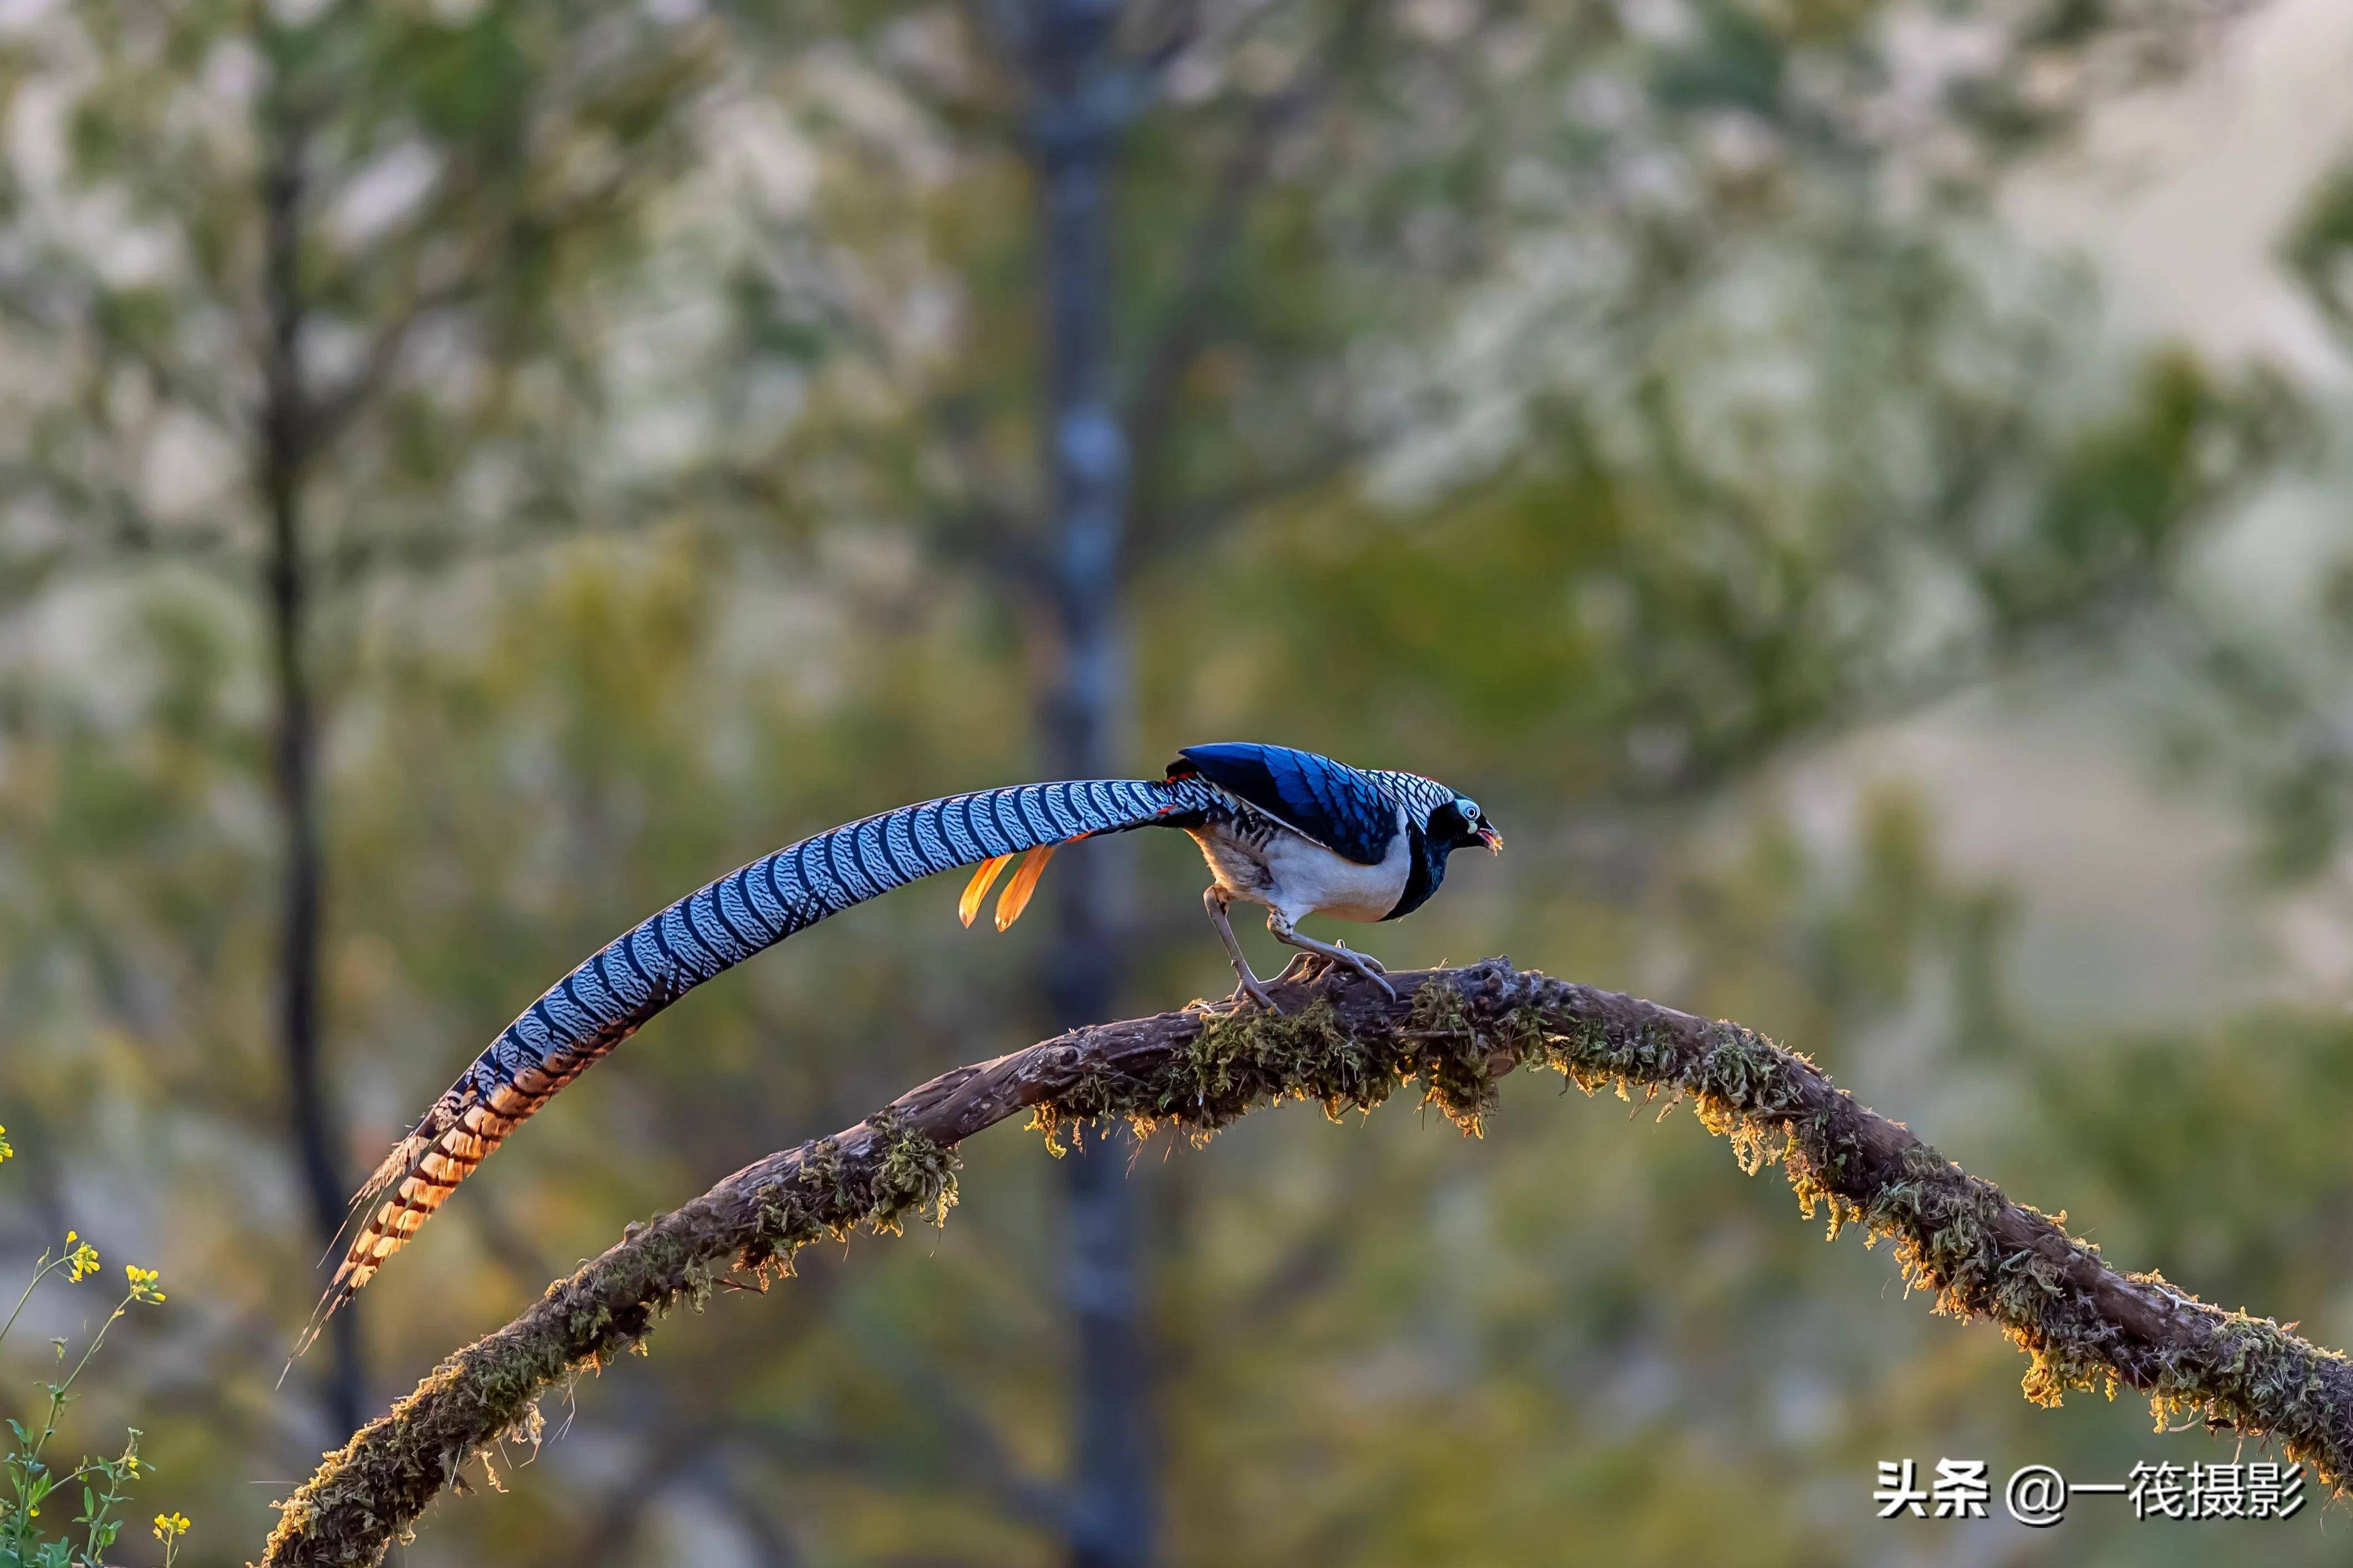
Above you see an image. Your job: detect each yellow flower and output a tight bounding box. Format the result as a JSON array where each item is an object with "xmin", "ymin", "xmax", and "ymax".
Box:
[
  {"xmin": 125, "ymin": 1264, "xmax": 164, "ymax": 1303},
  {"xmin": 64, "ymin": 1235, "xmax": 100, "ymax": 1283},
  {"xmin": 0, "ymin": 1123, "xmax": 12, "ymax": 1163},
  {"xmin": 153, "ymin": 1511, "xmax": 190, "ymax": 1541}
]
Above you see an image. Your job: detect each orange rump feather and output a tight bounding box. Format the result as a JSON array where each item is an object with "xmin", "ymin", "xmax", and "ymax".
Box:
[
  {"xmin": 994, "ymin": 845, "xmax": 1056, "ymax": 931},
  {"xmin": 959, "ymin": 854, "xmax": 1016, "ymax": 927}
]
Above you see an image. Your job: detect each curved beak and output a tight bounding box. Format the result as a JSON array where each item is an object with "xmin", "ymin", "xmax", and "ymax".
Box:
[{"xmin": 1476, "ymin": 825, "xmax": 1503, "ymax": 854}]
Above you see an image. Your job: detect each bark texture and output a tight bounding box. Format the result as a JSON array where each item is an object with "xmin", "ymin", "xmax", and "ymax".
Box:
[{"xmin": 261, "ymin": 960, "xmax": 2353, "ymax": 1565}]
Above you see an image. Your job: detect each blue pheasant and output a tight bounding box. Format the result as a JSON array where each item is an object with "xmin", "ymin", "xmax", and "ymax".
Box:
[{"xmin": 316, "ymin": 743, "xmax": 1500, "ymax": 1325}]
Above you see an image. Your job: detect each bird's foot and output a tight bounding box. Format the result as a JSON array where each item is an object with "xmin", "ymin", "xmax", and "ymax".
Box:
[
  {"xmin": 1319, "ymin": 940, "xmax": 1395, "ymax": 998},
  {"xmin": 1269, "ymin": 953, "xmax": 1318, "ymax": 985},
  {"xmin": 1226, "ymin": 973, "xmax": 1282, "ymax": 1013},
  {"xmin": 1289, "ymin": 945, "xmax": 1393, "ymax": 992}
]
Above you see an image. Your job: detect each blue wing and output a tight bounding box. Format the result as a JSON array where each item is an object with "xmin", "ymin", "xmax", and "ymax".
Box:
[{"xmin": 1171, "ymin": 743, "xmax": 1398, "ymax": 865}]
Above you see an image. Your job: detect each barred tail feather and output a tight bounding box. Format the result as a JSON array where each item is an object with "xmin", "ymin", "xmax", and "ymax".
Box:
[
  {"xmin": 296, "ymin": 1040, "xmax": 596, "ymax": 1355},
  {"xmin": 299, "ymin": 774, "xmax": 1221, "ymax": 1349}
]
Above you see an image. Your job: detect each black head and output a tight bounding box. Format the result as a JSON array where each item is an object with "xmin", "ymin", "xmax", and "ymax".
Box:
[{"xmin": 1424, "ymin": 793, "xmax": 1503, "ymax": 855}]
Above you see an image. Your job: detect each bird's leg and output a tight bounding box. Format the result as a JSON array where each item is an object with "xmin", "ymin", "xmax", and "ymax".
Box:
[
  {"xmin": 1203, "ymin": 886, "xmax": 1278, "ymax": 1010},
  {"xmin": 1266, "ymin": 911, "xmax": 1395, "ymax": 998}
]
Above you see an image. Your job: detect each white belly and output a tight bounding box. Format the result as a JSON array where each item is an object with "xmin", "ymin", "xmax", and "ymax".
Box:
[{"xmin": 1187, "ymin": 807, "xmax": 1411, "ymax": 925}]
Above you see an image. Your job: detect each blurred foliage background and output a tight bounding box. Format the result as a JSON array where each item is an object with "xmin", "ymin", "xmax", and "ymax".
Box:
[{"xmin": 3, "ymin": 0, "xmax": 2353, "ymax": 1561}]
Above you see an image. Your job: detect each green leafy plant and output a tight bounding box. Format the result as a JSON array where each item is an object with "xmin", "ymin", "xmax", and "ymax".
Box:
[{"xmin": 0, "ymin": 1126, "xmax": 185, "ymax": 1567}]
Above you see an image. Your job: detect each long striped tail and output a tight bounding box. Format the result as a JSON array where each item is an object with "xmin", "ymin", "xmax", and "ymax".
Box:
[{"xmin": 301, "ymin": 775, "xmax": 1220, "ymax": 1346}]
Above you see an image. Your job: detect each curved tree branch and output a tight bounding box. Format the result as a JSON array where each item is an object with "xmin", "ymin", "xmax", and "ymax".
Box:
[{"xmin": 261, "ymin": 960, "xmax": 2353, "ymax": 1565}]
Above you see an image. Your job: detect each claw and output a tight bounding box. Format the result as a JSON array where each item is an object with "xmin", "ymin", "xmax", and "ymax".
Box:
[{"xmin": 1322, "ymin": 944, "xmax": 1395, "ymax": 997}]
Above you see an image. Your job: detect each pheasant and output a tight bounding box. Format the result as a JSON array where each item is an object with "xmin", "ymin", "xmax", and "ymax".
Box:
[{"xmin": 309, "ymin": 742, "xmax": 1500, "ymax": 1337}]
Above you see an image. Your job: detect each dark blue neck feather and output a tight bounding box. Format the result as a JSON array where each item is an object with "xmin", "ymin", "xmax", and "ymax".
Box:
[{"xmin": 1383, "ymin": 826, "xmax": 1452, "ymax": 921}]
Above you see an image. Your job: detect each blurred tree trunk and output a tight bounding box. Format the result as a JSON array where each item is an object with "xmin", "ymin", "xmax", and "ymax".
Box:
[
  {"xmin": 1027, "ymin": 0, "xmax": 1155, "ymax": 1562},
  {"xmin": 258, "ymin": 78, "xmax": 364, "ymax": 1441}
]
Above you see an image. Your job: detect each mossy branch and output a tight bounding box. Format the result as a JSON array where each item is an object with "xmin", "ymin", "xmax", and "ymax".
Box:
[{"xmin": 261, "ymin": 960, "xmax": 2353, "ymax": 1565}]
